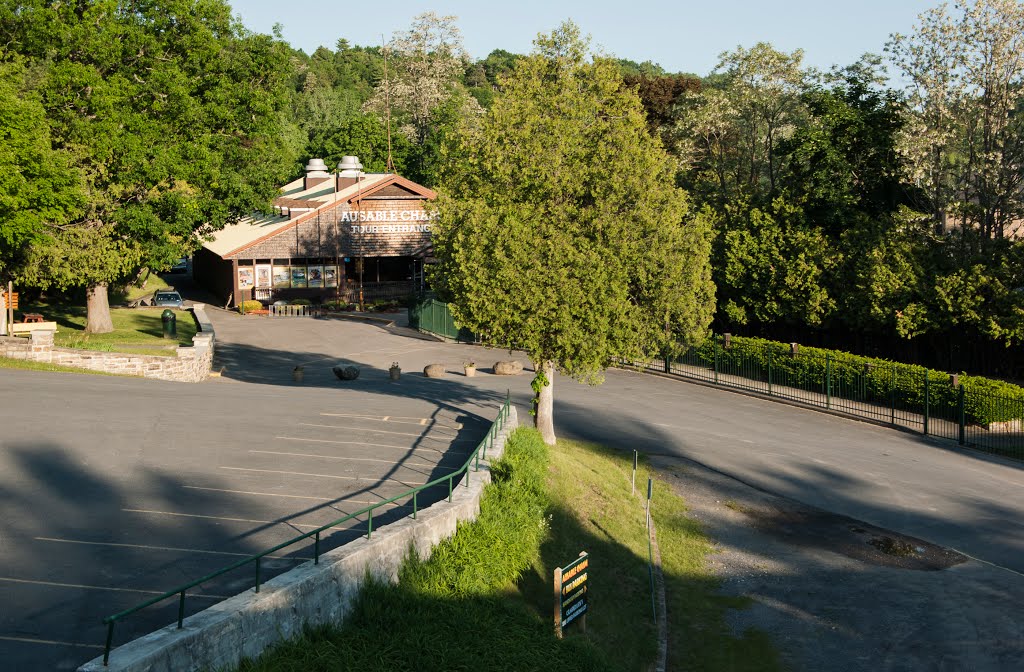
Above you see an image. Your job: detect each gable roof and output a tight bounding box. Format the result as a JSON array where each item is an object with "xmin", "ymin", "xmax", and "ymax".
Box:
[{"xmin": 202, "ymin": 172, "xmax": 435, "ymax": 259}]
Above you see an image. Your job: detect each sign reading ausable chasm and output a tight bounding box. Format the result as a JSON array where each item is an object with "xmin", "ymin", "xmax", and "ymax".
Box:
[{"xmin": 554, "ymin": 552, "xmax": 589, "ymax": 637}]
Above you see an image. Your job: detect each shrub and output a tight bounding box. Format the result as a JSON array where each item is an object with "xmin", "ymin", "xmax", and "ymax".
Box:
[
  {"xmin": 239, "ymin": 300, "xmax": 263, "ymax": 314},
  {"xmin": 680, "ymin": 334, "xmax": 1024, "ymax": 426},
  {"xmin": 401, "ymin": 427, "xmax": 550, "ymax": 594},
  {"xmin": 290, "ymin": 298, "xmax": 312, "ymax": 306}
]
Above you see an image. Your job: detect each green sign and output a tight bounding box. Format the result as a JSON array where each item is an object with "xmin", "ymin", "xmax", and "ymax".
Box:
[{"xmin": 554, "ymin": 552, "xmax": 589, "ymax": 637}]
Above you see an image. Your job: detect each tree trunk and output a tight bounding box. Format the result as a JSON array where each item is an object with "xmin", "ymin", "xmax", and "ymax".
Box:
[
  {"xmin": 85, "ymin": 283, "xmax": 114, "ymax": 334},
  {"xmin": 533, "ymin": 360, "xmax": 556, "ymax": 446}
]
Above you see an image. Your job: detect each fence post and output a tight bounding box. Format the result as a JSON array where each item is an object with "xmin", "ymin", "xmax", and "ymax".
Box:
[
  {"xmin": 890, "ymin": 365, "xmax": 896, "ymax": 424},
  {"xmin": 958, "ymin": 384, "xmax": 966, "ymax": 445},
  {"xmin": 826, "ymin": 353, "xmax": 832, "ymax": 410},
  {"xmin": 923, "ymin": 372, "xmax": 930, "ymax": 436},
  {"xmin": 713, "ymin": 336, "xmax": 720, "ymax": 385},
  {"xmin": 767, "ymin": 350, "xmax": 773, "ymax": 396}
]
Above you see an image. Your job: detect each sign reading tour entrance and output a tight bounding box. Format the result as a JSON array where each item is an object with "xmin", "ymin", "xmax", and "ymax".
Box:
[{"xmin": 554, "ymin": 551, "xmax": 589, "ymax": 638}]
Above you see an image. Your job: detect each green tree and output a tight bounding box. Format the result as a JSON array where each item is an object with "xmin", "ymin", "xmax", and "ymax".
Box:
[
  {"xmin": 674, "ymin": 43, "xmax": 808, "ymax": 207},
  {"xmin": 430, "ymin": 22, "xmax": 715, "ymax": 445},
  {"xmin": 0, "ymin": 57, "xmax": 83, "ymax": 279},
  {"xmin": 364, "ymin": 12, "xmax": 477, "ymax": 145},
  {"xmin": 886, "ymin": 0, "xmax": 1024, "ymax": 346},
  {"xmin": 888, "ymin": 0, "xmax": 1024, "ymax": 240},
  {"xmin": 2, "ymin": 0, "xmax": 296, "ymax": 331},
  {"xmin": 716, "ymin": 197, "xmax": 836, "ymax": 328},
  {"xmin": 309, "ymin": 114, "xmax": 413, "ymax": 174}
]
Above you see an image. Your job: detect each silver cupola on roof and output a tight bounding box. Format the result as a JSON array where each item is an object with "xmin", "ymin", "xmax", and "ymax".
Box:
[
  {"xmin": 337, "ymin": 155, "xmax": 363, "ymax": 176},
  {"xmin": 336, "ymin": 155, "xmax": 364, "ymax": 191},
  {"xmin": 302, "ymin": 158, "xmax": 333, "ymax": 190},
  {"xmin": 304, "ymin": 158, "xmax": 330, "ymax": 177}
]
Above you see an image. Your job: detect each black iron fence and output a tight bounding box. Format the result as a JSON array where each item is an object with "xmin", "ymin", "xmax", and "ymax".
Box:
[
  {"xmin": 406, "ymin": 297, "xmax": 1024, "ymax": 461},
  {"xmin": 633, "ymin": 335, "xmax": 1024, "ymax": 460}
]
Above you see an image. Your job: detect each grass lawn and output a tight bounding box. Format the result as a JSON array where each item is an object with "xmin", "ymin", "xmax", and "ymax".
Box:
[
  {"xmin": 234, "ymin": 429, "xmax": 780, "ymax": 672},
  {"xmin": 535, "ymin": 439, "xmax": 780, "ymax": 671},
  {"xmin": 115, "ymin": 271, "xmax": 173, "ymax": 303},
  {"xmin": 15, "ymin": 296, "xmax": 196, "ymax": 356}
]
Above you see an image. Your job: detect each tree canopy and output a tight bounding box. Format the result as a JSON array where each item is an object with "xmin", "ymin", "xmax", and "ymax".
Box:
[
  {"xmin": 430, "ymin": 22, "xmax": 716, "ymax": 444},
  {"xmin": 1, "ymin": 0, "xmax": 296, "ymax": 330}
]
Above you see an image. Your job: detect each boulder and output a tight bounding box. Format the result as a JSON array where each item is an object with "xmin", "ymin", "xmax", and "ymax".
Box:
[
  {"xmin": 424, "ymin": 363, "xmax": 445, "ymax": 378},
  {"xmin": 493, "ymin": 360, "xmax": 524, "ymax": 376},
  {"xmin": 332, "ymin": 365, "xmax": 360, "ymax": 381}
]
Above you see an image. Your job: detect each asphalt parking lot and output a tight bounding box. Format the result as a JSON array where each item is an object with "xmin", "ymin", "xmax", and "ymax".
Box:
[
  {"xmin": 3, "ymin": 305, "xmax": 1024, "ymax": 671},
  {"xmin": 0, "ymin": 314, "xmax": 500, "ymax": 671}
]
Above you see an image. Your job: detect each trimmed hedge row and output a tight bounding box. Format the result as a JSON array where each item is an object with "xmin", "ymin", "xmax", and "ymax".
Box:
[{"xmin": 680, "ymin": 335, "xmax": 1024, "ymax": 427}]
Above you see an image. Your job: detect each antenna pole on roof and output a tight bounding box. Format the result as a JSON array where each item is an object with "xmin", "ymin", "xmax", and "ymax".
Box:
[{"xmin": 382, "ymin": 34, "xmax": 395, "ymax": 173}]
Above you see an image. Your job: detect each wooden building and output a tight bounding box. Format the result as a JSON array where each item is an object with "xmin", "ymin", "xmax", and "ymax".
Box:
[{"xmin": 193, "ymin": 157, "xmax": 436, "ymax": 308}]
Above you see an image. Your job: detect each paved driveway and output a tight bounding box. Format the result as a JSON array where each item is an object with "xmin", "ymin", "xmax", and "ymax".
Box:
[
  {"xmin": 3, "ymin": 308, "xmax": 1023, "ymax": 670},
  {"xmin": 0, "ymin": 314, "xmax": 495, "ymax": 671}
]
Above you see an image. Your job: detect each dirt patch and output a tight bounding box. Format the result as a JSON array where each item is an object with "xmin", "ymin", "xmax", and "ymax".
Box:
[{"xmin": 741, "ymin": 503, "xmax": 967, "ymax": 571}]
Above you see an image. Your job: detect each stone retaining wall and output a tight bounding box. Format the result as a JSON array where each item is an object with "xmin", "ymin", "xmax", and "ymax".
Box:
[
  {"xmin": 79, "ymin": 406, "xmax": 519, "ymax": 672},
  {"xmin": 0, "ymin": 304, "xmax": 215, "ymax": 383}
]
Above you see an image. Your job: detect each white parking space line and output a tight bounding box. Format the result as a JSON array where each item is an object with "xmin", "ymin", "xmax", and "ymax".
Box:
[
  {"xmin": 183, "ymin": 485, "xmax": 334, "ymax": 501},
  {"xmin": 298, "ymin": 422, "xmax": 468, "ymax": 441},
  {"xmin": 182, "ymin": 485, "xmax": 410, "ymax": 506},
  {"xmin": 0, "ymin": 576, "xmax": 226, "ymax": 600},
  {"xmin": 122, "ymin": 509, "xmax": 355, "ymax": 530},
  {"xmin": 274, "ymin": 436, "xmax": 446, "ymax": 455},
  {"xmin": 0, "ymin": 635, "xmax": 104, "ymax": 650},
  {"xmin": 249, "ymin": 449, "xmax": 457, "ymax": 472},
  {"xmin": 319, "ymin": 412, "xmax": 463, "ymax": 430},
  {"xmin": 33, "ymin": 537, "xmax": 308, "ymax": 560},
  {"xmin": 219, "ymin": 466, "xmax": 422, "ymax": 487}
]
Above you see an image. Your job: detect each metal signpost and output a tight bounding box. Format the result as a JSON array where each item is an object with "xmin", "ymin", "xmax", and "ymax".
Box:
[{"xmin": 554, "ymin": 551, "xmax": 589, "ymax": 638}]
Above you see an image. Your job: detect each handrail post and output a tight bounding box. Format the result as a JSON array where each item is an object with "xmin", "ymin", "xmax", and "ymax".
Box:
[
  {"xmin": 368, "ymin": 509, "xmax": 374, "ymax": 539},
  {"xmin": 255, "ymin": 558, "xmax": 261, "ymax": 593},
  {"xmin": 314, "ymin": 531, "xmax": 320, "ymax": 565},
  {"xmin": 177, "ymin": 591, "xmax": 185, "ymax": 628},
  {"xmin": 103, "ymin": 621, "xmax": 115, "ymax": 666},
  {"xmin": 413, "ymin": 491, "xmax": 418, "ymax": 519},
  {"xmin": 958, "ymin": 384, "xmax": 966, "ymax": 445},
  {"xmin": 448, "ymin": 476, "xmax": 453, "ymax": 502}
]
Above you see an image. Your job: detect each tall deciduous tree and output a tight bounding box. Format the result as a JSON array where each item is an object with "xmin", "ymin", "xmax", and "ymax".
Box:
[
  {"xmin": 431, "ymin": 22, "xmax": 715, "ymax": 445},
  {"xmin": 364, "ymin": 12, "xmax": 476, "ymax": 144},
  {"xmin": 888, "ymin": 0, "xmax": 1024, "ymax": 240},
  {"xmin": 0, "ymin": 57, "xmax": 83, "ymax": 279},
  {"xmin": 1, "ymin": 0, "xmax": 296, "ymax": 331},
  {"xmin": 887, "ymin": 0, "xmax": 1024, "ymax": 346},
  {"xmin": 677, "ymin": 43, "xmax": 808, "ymax": 204}
]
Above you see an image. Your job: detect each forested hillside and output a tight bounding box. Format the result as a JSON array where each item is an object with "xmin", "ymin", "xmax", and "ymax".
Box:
[{"xmin": 3, "ymin": 1, "xmax": 1022, "ymax": 378}]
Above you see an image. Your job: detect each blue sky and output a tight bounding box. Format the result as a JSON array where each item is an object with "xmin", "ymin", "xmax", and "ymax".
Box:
[{"xmin": 230, "ymin": 0, "xmax": 938, "ymax": 75}]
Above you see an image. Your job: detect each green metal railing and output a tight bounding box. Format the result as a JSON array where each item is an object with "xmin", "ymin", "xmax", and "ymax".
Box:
[
  {"xmin": 640, "ymin": 335, "xmax": 1024, "ymax": 461},
  {"xmin": 99, "ymin": 394, "xmax": 513, "ymax": 666},
  {"xmin": 408, "ymin": 297, "xmax": 477, "ymax": 343}
]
